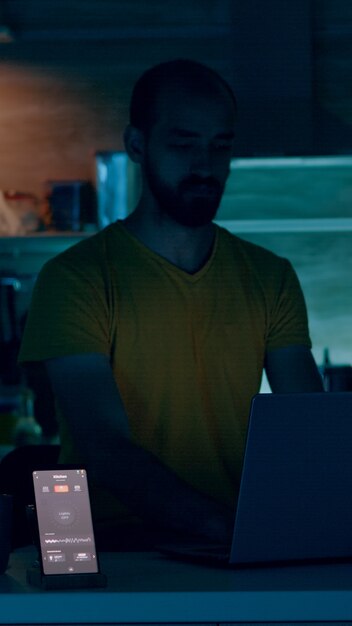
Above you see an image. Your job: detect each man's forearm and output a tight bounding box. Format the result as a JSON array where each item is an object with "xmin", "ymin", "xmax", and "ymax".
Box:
[
  {"xmin": 86, "ymin": 435, "xmax": 233, "ymax": 543},
  {"xmin": 45, "ymin": 355, "xmax": 233, "ymax": 543}
]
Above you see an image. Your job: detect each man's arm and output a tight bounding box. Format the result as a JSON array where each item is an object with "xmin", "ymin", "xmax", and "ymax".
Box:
[
  {"xmin": 264, "ymin": 345, "xmax": 324, "ymax": 393},
  {"xmin": 45, "ymin": 353, "xmax": 233, "ymax": 543}
]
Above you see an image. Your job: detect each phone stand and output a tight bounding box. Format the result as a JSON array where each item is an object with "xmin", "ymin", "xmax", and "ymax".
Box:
[{"xmin": 27, "ymin": 559, "xmax": 107, "ymax": 590}]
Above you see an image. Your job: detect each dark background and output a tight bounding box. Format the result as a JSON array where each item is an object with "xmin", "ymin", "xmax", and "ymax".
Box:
[{"xmin": 0, "ymin": 0, "xmax": 351, "ymax": 196}]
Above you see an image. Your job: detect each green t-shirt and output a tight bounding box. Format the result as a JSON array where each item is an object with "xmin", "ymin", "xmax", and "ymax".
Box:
[{"xmin": 19, "ymin": 222, "xmax": 311, "ymax": 523}]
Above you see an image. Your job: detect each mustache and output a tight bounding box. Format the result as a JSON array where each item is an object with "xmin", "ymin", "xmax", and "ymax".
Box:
[{"xmin": 180, "ymin": 175, "xmax": 222, "ymax": 193}]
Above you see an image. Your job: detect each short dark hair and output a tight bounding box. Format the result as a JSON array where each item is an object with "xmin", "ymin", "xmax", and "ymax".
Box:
[{"xmin": 129, "ymin": 58, "xmax": 237, "ymax": 133}]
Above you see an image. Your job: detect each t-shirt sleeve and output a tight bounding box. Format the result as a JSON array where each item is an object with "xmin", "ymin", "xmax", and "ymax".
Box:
[
  {"xmin": 265, "ymin": 259, "xmax": 312, "ymax": 351},
  {"xmin": 18, "ymin": 255, "xmax": 111, "ymax": 363}
]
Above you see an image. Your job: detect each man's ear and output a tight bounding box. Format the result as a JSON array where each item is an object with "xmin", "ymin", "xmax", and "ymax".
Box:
[{"xmin": 123, "ymin": 125, "xmax": 145, "ymax": 164}]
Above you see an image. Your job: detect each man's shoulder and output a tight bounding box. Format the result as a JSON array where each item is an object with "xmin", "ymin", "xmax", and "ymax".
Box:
[
  {"xmin": 217, "ymin": 227, "xmax": 302, "ymax": 304},
  {"xmin": 44, "ymin": 222, "xmax": 121, "ymax": 274},
  {"xmin": 217, "ymin": 225, "xmax": 287, "ymax": 269}
]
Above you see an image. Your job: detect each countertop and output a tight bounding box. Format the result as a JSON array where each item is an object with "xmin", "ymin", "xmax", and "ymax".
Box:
[{"xmin": 2, "ymin": 547, "xmax": 352, "ymax": 624}]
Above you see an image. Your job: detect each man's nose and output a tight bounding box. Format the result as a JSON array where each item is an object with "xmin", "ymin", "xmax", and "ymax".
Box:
[{"xmin": 190, "ymin": 148, "xmax": 213, "ymax": 177}]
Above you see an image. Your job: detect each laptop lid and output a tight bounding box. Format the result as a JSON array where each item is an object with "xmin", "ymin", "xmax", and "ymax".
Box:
[{"xmin": 230, "ymin": 391, "xmax": 352, "ymax": 566}]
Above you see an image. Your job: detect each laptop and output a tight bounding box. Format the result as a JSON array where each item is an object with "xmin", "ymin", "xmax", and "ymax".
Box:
[{"xmin": 160, "ymin": 392, "xmax": 352, "ymax": 567}]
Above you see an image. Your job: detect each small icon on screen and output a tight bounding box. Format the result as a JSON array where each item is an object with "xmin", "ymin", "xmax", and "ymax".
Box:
[{"xmin": 54, "ymin": 485, "xmax": 69, "ymax": 493}]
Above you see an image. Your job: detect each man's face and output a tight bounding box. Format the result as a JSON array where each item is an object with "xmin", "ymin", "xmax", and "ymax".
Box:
[{"xmin": 142, "ymin": 87, "xmax": 236, "ymax": 228}]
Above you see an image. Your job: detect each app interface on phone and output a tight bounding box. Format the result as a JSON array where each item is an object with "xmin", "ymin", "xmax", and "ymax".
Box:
[{"xmin": 33, "ymin": 469, "xmax": 98, "ymax": 575}]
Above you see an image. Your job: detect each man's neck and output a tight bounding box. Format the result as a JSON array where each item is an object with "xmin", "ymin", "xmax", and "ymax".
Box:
[{"xmin": 122, "ymin": 204, "xmax": 216, "ymax": 274}]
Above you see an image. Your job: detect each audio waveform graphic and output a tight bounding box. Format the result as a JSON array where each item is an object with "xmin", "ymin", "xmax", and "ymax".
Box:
[{"xmin": 44, "ymin": 536, "xmax": 92, "ymax": 544}]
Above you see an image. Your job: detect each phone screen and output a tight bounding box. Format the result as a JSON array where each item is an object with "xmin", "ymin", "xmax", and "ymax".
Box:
[{"xmin": 32, "ymin": 469, "xmax": 99, "ymax": 576}]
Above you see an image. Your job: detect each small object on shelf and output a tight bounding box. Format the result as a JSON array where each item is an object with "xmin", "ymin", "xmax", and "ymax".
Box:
[
  {"xmin": 0, "ymin": 191, "xmax": 40, "ymax": 235},
  {"xmin": 13, "ymin": 388, "xmax": 42, "ymax": 447},
  {"xmin": 42, "ymin": 180, "xmax": 97, "ymax": 232},
  {"xmin": 322, "ymin": 348, "xmax": 352, "ymax": 392}
]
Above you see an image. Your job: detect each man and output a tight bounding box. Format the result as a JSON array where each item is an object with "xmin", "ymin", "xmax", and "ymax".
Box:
[{"xmin": 19, "ymin": 59, "xmax": 323, "ymax": 549}]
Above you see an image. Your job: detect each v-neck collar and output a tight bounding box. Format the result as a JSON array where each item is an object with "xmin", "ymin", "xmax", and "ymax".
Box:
[{"xmin": 117, "ymin": 221, "xmax": 219, "ymax": 283}]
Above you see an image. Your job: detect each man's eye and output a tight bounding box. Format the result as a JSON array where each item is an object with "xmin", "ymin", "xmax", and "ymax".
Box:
[{"xmin": 214, "ymin": 143, "xmax": 232, "ymax": 151}]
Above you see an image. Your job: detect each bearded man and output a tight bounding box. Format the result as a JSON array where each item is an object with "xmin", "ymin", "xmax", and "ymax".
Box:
[{"xmin": 19, "ymin": 59, "xmax": 323, "ymax": 550}]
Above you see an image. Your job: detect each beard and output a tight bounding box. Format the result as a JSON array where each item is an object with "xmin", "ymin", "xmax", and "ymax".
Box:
[{"xmin": 144, "ymin": 158, "xmax": 225, "ymax": 228}]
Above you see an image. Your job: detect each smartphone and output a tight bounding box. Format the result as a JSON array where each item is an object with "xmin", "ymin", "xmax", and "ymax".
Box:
[{"xmin": 32, "ymin": 468, "xmax": 99, "ymax": 576}]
